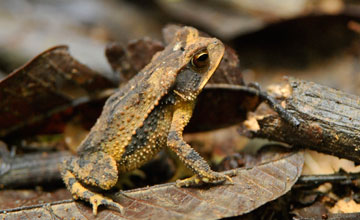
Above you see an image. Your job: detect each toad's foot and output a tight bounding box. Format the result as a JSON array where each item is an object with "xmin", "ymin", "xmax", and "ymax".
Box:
[
  {"xmin": 62, "ymin": 169, "xmax": 123, "ymax": 215},
  {"xmin": 176, "ymin": 172, "xmax": 233, "ymax": 187}
]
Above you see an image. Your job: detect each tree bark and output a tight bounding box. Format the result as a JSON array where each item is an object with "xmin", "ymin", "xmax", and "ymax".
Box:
[{"xmin": 243, "ymin": 77, "xmax": 360, "ymax": 163}]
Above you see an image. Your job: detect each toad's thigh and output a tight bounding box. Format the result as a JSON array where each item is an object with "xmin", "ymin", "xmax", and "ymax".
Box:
[{"xmin": 62, "ymin": 152, "xmax": 118, "ymax": 190}]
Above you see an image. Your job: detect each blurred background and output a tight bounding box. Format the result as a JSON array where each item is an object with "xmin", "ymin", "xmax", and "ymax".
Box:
[{"xmin": 1, "ymin": 0, "xmax": 360, "ymax": 94}]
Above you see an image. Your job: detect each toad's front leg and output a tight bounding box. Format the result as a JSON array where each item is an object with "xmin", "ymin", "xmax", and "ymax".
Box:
[
  {"xmin": 60, "ymin": 151, "xmax": 123, "ymax": 215},
  {"xmin": 167, "ymin": 101, "xmax": 232, "ymax": 187}
]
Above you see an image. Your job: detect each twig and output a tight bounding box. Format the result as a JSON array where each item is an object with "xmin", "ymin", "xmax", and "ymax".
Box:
[
  {"xmin": 205, "ymin": 84, "xmax": 300, "ymax": 127},
  {"xmin": 242, "ymin": 77, "xmax": 360, "ymax": 163}
]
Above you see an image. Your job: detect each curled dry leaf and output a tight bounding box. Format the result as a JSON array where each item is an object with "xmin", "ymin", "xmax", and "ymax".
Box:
[
  {"xmin": 0, "ymin": 46, "xmax": 114, "ymax": 137},
  {"xmin": 0, "ymin": 151, "xmax": 303, "ymax": 219},
  {"xmin": 105, "ymin": 38, "xmax": 164, "ymax": 84},
  {"xmin": 188, "ymin": 86, "xmax": 259, "ymax": 132}
]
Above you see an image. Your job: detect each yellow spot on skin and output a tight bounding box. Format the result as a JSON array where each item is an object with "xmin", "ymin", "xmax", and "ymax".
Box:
[
  {"xmin": 195, "ymin": 178, "xmax": 200, "ymax": 184},
  {"xmin": 173, "ymin": 42, "xmax": 182, "ymax": 51},
  {"xmin": 202, "ymin": 177, "xmax": 209, "ymax": 183}
]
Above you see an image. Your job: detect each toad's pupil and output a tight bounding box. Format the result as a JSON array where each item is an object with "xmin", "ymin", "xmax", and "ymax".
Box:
[
  {"xmin": 197, "ymin": 53, "xmax": 208, "ymax": 62},
  {"xmin": 192, "ymin": 51, "xmax": 209, "ymax": 68}
]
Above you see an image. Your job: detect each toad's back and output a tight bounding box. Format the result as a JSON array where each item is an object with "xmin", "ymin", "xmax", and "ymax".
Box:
[{"xmin": 77, "ymin": 48, "xmax": 181, "ymax": 163}]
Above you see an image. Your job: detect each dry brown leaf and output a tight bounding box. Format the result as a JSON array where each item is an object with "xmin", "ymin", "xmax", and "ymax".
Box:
[
  {"xmin": 105, "ymin": 39, "xmax": 164, "ymax": 83},
  {"xmin": 0, "ymin": 46, "xmax": 114, "ymax": 137},
  {"xmin": 0, "ymin": 151, "xmax": 304, "ymax": 219}
]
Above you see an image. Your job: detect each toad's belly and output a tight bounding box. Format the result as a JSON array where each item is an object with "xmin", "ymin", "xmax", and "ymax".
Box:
[{"xmin": 117, "ymin": 103, "xmax": 172, "ymax": 173}]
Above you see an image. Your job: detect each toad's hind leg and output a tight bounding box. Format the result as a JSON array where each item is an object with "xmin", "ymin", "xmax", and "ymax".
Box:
[{"xmin": 60, "ymin": 152, "xmax": 123, "ymax": 215}]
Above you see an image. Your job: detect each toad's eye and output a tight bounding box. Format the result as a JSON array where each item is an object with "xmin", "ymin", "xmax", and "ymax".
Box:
[{"xmin": 191, "ymin": 50, "xmax": 209, "ymax": 68}]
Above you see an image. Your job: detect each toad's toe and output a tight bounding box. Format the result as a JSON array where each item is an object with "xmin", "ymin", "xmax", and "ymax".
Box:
[{"xmin": 89, "ymin": 194, "xmax": 124, "ymax": 215}]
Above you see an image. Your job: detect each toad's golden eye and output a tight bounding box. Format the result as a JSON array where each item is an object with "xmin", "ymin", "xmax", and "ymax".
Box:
[{"xmin": 191, "ymin": 50, "xmax": 209, "ymax": 68}]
